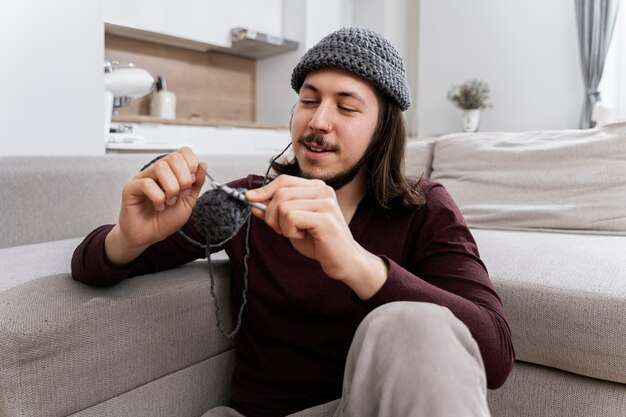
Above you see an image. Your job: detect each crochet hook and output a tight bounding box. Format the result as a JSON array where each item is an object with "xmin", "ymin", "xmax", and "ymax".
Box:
[{"xmin": 198, "ymin": 166, "xmax": 267, "ymax": 211}]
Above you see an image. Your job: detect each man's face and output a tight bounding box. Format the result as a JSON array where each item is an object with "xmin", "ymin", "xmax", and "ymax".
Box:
[{"xmin": 290, "ymin": 68, "xmax": 380, "ymax": 189}]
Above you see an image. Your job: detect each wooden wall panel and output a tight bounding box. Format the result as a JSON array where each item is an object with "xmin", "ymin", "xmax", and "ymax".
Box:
[{"xmin": 105, "ymin": 34, "xmax": 256, "ymax": 122}]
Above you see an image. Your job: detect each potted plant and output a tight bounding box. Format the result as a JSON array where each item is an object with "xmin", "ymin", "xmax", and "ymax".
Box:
[{"xmin": 447, "ymin": 79, "xmax": 491, "ymax": 132}]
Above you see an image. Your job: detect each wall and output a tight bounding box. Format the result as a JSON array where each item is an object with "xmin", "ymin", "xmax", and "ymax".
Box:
[
  {"xmin": 351, "ymin": 0, "xmax": 418, "ymax": 136},
  {"xmin": 256, "ymin": 0, "xmax": 354, "ymax": 125},
  {"xmin": 0, "ymin": 0, "xmax": 104, "ymax": 155},
  {"xmin": 417, "ymin": 0, "xmax": 584, "ymax": 137},
  {"xmin": 0, "ymin": 0, "xmax": 589, "ymax": 154},
  {"xmin": 256, "ymin": 0, "xmax": 418, "ymax": 127},
  {"xmin": 105, "ymin": 34, "xmax": 257, "ymax": 122}
]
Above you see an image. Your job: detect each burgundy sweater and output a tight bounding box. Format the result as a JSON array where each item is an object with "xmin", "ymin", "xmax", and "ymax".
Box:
[{"xmin": 72, "ymin": 176, "xmax": 514, "ymax": 417}]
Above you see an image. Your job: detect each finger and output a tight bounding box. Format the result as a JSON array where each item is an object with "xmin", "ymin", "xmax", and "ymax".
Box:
[
  {"xmin": 176, "ymin": 147, "xmax": 204, "ymax": 190},
  {"xmin": 136, "ymin": 149, "xmax": 201, "ymax": 200},
  {"xmin": 151, "ymin": 160, "xmax": 181, "ymax": 206},
  {"xmin": 256, "ymin": 178, "xmax": 331, "ymax": 213},
  {"xmin": 277, "ymin": 198, "xmax": 337, "ymax": 229},
  {"xmin": 124, "ymin": 178, "xmax": 166, "ymax": 211},
  {"xmin": 277, "ymin": 208, "xmax": 315, "ymax": 240},
  {"xmin": 249, "ymin": 202, "xmax": 267, "ymax": 221},
  {"xmin": 272, "ymin": 184, "xmax": 333, "ymax": 207},
  {"xmin": 278, "ymin": 209, "xmax": 340, "ymax": 241},
  {"xmin": 189, "ymin": 161, "xmax": 207, "ymax": 200},
  {"xmin": 263, "ymin": 185, "xmax": 335, "ymax": 233},
  {"xmin": 245, "ymin": 175, "xmax": 324, "ymax": 203},
  {"xmin": 166, "ymin": 152, "xmax": 194, "ymax": 197},
  {"xmin": 177, "ymin": 146, "xmax": 198, "ymax": 170},
  {"xmin": 275, "ymin": 199, "xmax": 335, "ymax": 236}
]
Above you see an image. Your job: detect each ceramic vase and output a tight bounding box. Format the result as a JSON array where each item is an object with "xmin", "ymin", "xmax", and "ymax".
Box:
[{"xmin": 462, "ymin": 109, "xmax": 481, "ymax": 132}]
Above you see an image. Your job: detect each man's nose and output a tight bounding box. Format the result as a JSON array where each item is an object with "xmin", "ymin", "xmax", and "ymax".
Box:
[{"xmin": 308, "ymin": 104, "xmax": 332, "ymax": 133}]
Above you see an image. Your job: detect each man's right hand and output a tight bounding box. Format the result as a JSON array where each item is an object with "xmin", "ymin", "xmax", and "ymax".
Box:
[{"xmin": 105, "ymin": 147, "xmax": 206, "ymax": 266}]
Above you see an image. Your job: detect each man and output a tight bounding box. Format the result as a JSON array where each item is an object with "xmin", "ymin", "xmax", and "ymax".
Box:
[{"xmin": 73, "ymin": 27, "xmax": 514, "ymax": 417}]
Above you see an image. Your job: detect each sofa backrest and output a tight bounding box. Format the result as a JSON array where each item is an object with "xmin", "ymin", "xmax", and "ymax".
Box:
[
  {"xmin": 0, "ymin": 153, "xmax": 274, "ymax": 249},
  {"xmin": 430, "ymin": 122, "xmax": 626, "ymax": 235},
  {"xmin": 5, "ymin": 121, "xmax": 620, "ymax": 249},
  {"xmin": 405, "ymin": 139, "xmax": 435, "ymax": 179},
  {"xmin": 0, "ymin": 140, "xmax": 437, "ymax": 249}
]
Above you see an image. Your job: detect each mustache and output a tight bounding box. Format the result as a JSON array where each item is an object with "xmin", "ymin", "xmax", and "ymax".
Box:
[{"xmin": 298, "ymin": 134, "xmax": 336, "ymax": 151}]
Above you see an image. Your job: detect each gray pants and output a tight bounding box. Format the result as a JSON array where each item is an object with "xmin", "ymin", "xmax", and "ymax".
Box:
[{"xmin": 202, "ymin": 302, "xmax": 490, "ymax": 417}]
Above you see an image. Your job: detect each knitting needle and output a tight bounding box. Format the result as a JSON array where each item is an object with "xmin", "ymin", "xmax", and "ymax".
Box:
[
  {"xmin": 211, "ymin": 180, "xmax": 268, "ymax": 212},
  {"xmin": 198, "ymin": 166, "xmax": 268, "ymax": 212}
]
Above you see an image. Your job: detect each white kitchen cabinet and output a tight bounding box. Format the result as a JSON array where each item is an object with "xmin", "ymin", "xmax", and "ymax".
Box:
[
  {"xmin": 190, "ymin": 126, "xmax": 290, "ymax": 155},
  {"xmin": 162, "ymin": 0, "xmax": 232, "ymax": 47},
  {"xmin": 130, "ymin": 123, "xmax": 192, "ymax": 145},
  {"xmin": 105, "ymin": 122, "xmax": 193, "ymax": 153},
  {"xmin": 106, "ymin": 122, "xmax": 289, "ymax": 155},
  {"xmin": 104, "ymin": 0, "xmax": 282, "ymax": 49},
  {"xmin": 232, "ymin": 0, "xmax": 282, "ymax": 38},
  {"xmin": 103, "ymin": 0, "xmax": 165, "ymax": 33}
]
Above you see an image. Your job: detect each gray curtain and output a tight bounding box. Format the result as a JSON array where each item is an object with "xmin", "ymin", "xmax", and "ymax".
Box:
[{"xmin": 575, "ymin": 0, "xmax": 619, "ymax": 128}]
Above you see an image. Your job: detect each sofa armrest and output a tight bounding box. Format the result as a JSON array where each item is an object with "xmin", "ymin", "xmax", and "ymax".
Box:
[{"xmin": 0, "ymin": 240, "xmax": 234, "ymax": 417}]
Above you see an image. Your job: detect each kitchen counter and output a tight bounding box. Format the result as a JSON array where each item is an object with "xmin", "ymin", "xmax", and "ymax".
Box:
[
  {"xmin": 107, "ymin": 115, "xmax": 290, "ymax": 155},
  {"xmin": 112, "ymin": 114, "xmax": 288, "ymax": 130}
]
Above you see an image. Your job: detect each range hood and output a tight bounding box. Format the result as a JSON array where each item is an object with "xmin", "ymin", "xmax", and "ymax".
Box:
[{"xmin": 224, "ymin": 28, "xmax": 299, "ymax": 59}]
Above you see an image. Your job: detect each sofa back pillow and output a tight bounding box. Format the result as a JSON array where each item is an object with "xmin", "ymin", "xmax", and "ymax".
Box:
[
  {"xmin": 430, "ymin": 122, "xmax": 626, "ymax": 235},
  {"xmin": 405, "ymin": 139, "xmax": 435, "ymax": 178}
]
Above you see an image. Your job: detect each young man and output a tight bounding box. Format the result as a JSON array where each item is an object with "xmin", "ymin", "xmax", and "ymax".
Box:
[{"xmin": 73, "ymin": 27, "xmax": 514, "ymax": 417}]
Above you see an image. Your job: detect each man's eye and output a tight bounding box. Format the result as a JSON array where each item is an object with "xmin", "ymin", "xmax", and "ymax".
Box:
[
  {"xmin": 300, "ymin": 99, "xmax": 317, "ymax": 105},
  {"xmin": 339, "ymin": 106, "xmax": 357, "ymax": 112}
]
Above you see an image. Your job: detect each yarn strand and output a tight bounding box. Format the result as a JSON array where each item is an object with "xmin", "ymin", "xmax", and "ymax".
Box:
[{"xmin": 180, "ymin": 142, "xmax": 293, "ymax": 338}]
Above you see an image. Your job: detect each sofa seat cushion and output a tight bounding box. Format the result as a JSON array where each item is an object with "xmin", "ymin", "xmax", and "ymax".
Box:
[
  {"xmin": 472, "ymin": 229, "xmax": 626, "ymax": 384},
  {"xmin": 68, "ymin": 351, "xmax": 235, "ymax": 417},
  {"xmin": 430, "ymin": 122, "xmax": 626, "ymax": 235},
  {"xmin": 488, "ymin": 361, "xmax": 626, "ymax": 417},
  {"xmin": 0, "ymin": 239, "xmax": 233, "ymax": 417}
]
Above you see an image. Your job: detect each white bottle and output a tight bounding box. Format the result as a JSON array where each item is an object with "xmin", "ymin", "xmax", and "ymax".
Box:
[{"xmin": 150, "ymin": 76, "xmax": 176, "ymax": 120}]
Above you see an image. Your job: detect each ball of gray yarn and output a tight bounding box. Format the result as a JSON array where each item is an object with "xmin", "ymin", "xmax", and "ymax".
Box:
[{"xmin": 192, "ymin": 188, "xmax": 250, "ymax": 244}]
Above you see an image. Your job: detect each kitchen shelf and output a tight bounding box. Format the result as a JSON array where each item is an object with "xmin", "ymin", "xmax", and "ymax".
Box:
[{"xmin": 225, "ymin": 28, "xmax": 298, "ymax": 59}]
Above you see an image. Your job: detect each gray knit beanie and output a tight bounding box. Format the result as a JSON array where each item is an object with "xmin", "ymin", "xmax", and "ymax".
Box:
[{"xmin": 291, "ymin": 27, "xmax": 411, "ymax": 111}]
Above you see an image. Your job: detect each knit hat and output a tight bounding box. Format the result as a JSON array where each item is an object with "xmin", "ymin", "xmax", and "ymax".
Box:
[{"xmin": 291, "ymin": 27, "xmax": 411, "ymax": 111}]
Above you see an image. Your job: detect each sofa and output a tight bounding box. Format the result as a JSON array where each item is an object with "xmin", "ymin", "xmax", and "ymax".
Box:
[{"xmin": 1, "ymin": 122, "xmax": 625, "ymax": 416}]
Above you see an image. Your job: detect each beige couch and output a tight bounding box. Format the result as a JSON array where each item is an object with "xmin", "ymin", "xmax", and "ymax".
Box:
[{"xmin": 1, "ymin": 122, "xmax": 625, "ymax": 416}]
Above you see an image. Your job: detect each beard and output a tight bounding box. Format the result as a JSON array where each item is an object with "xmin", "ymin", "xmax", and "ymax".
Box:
[{"xmin": 294, "ymin": 134, "xmax": 370, "ymax": 190}]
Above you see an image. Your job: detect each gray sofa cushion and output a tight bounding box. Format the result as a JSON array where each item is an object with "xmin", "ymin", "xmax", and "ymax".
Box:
[
  {"xmin": 0, "ymin": 237, "xmax": 82, "ymax": 293},
  {"xmin": 405, "ymin": 138, "xmax": 435, "ymax": 178},
  {"xmin": 67, "ymin": 351, "xmax": 235, "ymax": 417},
  {"xmin": 473, "ymin": 228, "xmax": 626, "ymax": 384},
  {"xmin": 430, "ymin": 122, "xmax": 626, "ymax": 235},
  {"xmin": 0, "ymin": 239, "xmax": 233, "ymax": 417},
  {"xmin": 0, "ymin": 153, "xmax": 273, "ymax": 249},
  {"xmin": 488, "ymin": 361, "xmax": 626, "ymax": 417}
]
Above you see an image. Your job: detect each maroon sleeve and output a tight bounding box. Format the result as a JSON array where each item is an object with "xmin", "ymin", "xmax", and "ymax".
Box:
[
  {"xmin": 361, "ymin": 182, "xmax": 515, "ymax": 389},
  {"xmin": 71, "ymin": 221, "xmax": 205, "ymax": 286}
]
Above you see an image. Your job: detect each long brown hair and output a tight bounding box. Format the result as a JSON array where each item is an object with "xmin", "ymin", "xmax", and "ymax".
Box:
[
  {"xmin": 363, "ymin": 95, "xmax": 425, "ymax": 208},
  {"xmin": 272, "ymin": 96, "xmax": 425, "ymax": 209}
]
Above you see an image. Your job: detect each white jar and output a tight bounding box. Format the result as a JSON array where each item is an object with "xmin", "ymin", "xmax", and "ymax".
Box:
[{"xmin": 150, "ymin": 90, "xmax": 177, "ymax": 120}]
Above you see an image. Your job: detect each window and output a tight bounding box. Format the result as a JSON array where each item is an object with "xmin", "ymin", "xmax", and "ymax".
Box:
[{"xmin": 598, "ymin": 3, "xmax": 626, "ymax": 123}]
